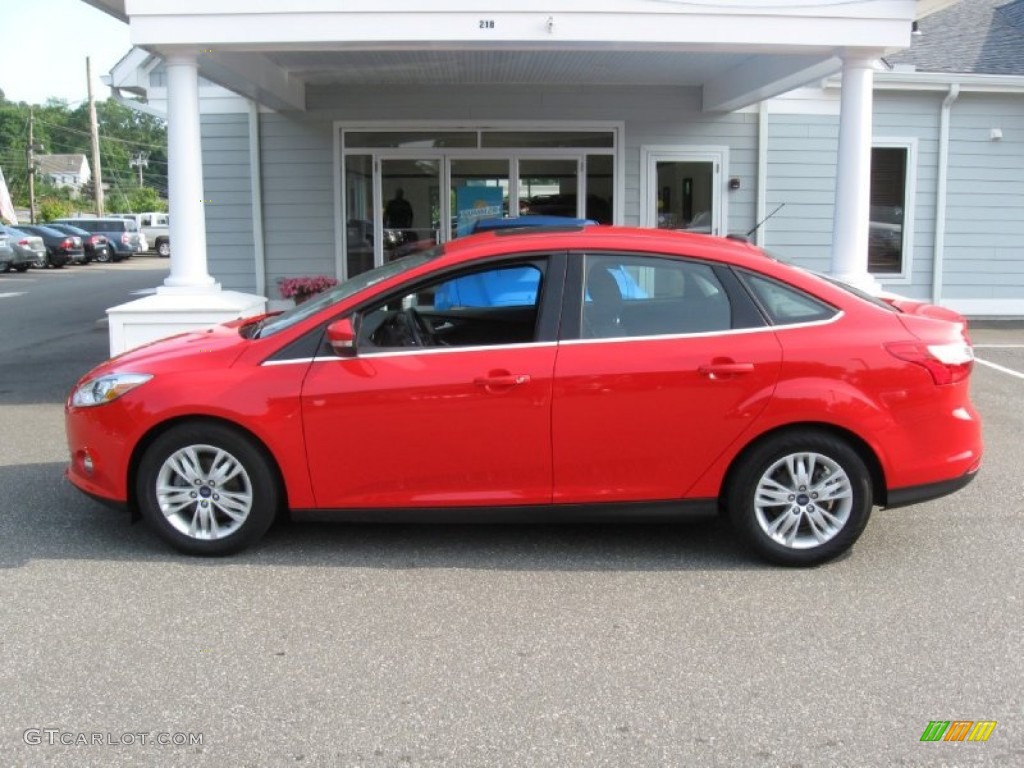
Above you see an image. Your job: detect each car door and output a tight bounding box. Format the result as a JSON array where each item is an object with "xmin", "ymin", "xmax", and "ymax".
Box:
[
  {"xmin": 300, "ymin": 254, "xmax": 565, "ymax": 509},
  {"xmin": 551, "ymin": 252, "xmax": 783, "ymax": 504}
]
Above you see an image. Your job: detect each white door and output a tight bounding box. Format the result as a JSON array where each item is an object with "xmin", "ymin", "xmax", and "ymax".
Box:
[{"xmin": 641, "ymin": 147, "xmax": 727, "ymax": 236}]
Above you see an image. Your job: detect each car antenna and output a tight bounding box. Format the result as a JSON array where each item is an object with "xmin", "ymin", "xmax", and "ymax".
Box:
[{"xmin": 745, "ymin": 203, "xmax": 785, "ymax": 238}]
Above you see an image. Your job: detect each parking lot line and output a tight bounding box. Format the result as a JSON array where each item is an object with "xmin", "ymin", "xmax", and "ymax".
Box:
[{"xmin": 975, "ymin": 357, "xmax": 1024, "ymax": 380}]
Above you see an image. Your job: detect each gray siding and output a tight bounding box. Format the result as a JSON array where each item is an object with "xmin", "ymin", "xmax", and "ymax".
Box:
[
  {"xmin": 941, "ymin": 93, "xmax": 1024, "ymax": 302},
  {"xmin": 201, "ymin": 114, "xmax": 257, "ymax": 293}
]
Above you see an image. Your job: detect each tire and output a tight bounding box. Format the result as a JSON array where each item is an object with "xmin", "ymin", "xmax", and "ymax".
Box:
[
  {"xmin": 15, "ymin": 264, "xmax": 29, "ymax": 272},
  {"xmin": 135, "ymin": 422, "xmax": 280, "ymax": 556},
  {"xmin": 726, "ymin": 430, "xmax": 873, "ymax": 566},
  {"xmin": 157, "ymin": 239, "xmax": 171, "ymax": 257},
  {"xmin": 94, "ymin": 248, "xmax": 111, "ymax": 264}
]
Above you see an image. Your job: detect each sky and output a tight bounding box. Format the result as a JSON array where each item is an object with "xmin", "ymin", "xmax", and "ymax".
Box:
[{"xmin": 0, "ymin": 1, "xmax": 132, "ymax": 106}]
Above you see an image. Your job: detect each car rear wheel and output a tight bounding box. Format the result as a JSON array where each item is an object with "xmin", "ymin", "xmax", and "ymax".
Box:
[
  {"xmin": 94, "ymin": 248, "xmax": 111, "ymax": 264},
  {"xmin": 726, "ymin": 430, "xmax": 872, "ymax": 566},
  {"xmin": 157, "ymin": 239, "xmax": 170, "ymax": 257},
  {"xmin": 136, "ymin": 423, "xmax": 280, "ymax": 556},
  {"xmin": 14, "ymin": 264, "xmax": 29, "ymax": 272}
]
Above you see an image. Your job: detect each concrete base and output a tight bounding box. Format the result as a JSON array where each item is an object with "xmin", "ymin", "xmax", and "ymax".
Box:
[{"xmin": 106, "ymin": 289, "xmax": 267, "ymax": 357}]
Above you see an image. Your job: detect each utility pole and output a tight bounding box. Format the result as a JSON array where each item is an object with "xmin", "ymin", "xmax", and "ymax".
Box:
[
  {"xmin": 27, "ymin": 107, "xmax": 40, "ymax": 223},
  {"xmin": 130, "ymin": 151, "xmax": 149, "ymax": 187},
  {"xmin": 87, "ymin": 56, "xmax": 104, "ymax": 215}
]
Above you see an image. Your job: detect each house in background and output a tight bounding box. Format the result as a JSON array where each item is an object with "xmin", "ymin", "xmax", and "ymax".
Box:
[
  {"xmin": 35, "ymin": 154, "xmax": 91, "ymax": 197},
  {"xmin": 83, "ymin": 0, "xmax": 1002, "ymax": 354}
]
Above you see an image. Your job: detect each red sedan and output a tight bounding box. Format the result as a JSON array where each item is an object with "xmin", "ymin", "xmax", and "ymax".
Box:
[{"xmin": 65, "ymin": 227, "xmax": 981, "ymax": 565}]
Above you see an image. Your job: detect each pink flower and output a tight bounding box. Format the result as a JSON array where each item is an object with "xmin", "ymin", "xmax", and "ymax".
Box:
[{"xmin": 278, "ymin": 276, "xmax": 339, "ymax": 302}]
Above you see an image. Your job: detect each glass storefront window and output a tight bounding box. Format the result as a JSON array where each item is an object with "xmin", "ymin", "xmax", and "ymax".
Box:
[
  {"xmin": 345, "ymin": 131, "xmax": 477, "ymax": 148},
  {"xmin": 450, "ymin": 159, "xmax": 510, "ymax": 237},
  {"xmin": 482, "ymin": 131, "xmax": 614, "ymax": 148},
  {"xmin": 344, "ymin": 155, "xmax": 375, "ymax": 277}
]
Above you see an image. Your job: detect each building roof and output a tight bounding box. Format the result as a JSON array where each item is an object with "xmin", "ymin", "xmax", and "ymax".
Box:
[
  {"xmin": 887, "ymin": 0, "xmax": 1024, "ymax": 75},
  {"xmin": 35, "ymin": 154, "xmax": 90, "ymax": 176}
]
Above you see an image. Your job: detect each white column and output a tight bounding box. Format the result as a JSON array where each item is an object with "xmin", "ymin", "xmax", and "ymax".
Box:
[
  {"xmin": 830, "ymin": 55, "xmax": 878, "ymax": 291},
  {"xmin": 160, "ymin": 53, "xmax": 217, "ymax": 292}
]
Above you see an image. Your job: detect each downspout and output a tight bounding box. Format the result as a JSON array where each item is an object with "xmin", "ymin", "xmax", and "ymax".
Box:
[
  {"xmin": 248, "ymin": 99, "xmax": 267, "ymax": 297},
  {"xmin": 932, "ymin": 84, "xmax": 959, "ymax": 305},
  {"xmin": 756, "ymin": 100, "xmax": 769, "ymax": 247}
]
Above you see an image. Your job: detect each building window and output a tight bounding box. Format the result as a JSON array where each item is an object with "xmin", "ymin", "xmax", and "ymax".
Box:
[{"xmin": 869, "ymin": 143, "xmax": 914, "ymax": 277}]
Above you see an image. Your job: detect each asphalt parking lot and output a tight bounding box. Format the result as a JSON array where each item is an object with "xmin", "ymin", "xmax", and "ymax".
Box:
[{"xmin": 0, "ymin": 263, "xmax": 1021, "ymax": 766}]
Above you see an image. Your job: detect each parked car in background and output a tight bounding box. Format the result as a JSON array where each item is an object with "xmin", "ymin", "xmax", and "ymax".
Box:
[
  {"xmin": 65, "ymin": 226, "xmax": 981, "ymax": 565},
  {"xmin": 15, "ymin": 224, "xmax": 83, "ymax": 268},
  {"xmin": 111, "ymin": 212, "xmax": 170, "ymax": 257},
  {"xmin": 0, "ymin": 230, "xmax": 13, "ymax": 272},
  {"xmin": 51, "ymin": 217, "xmax": 144, "ymax": 261},
  {"xmin": 0, "ymin": 225, "xmax": 45, "ymax": 271},
  {"xmin": 46, "ymin": 223, "xmax": 113, "ymax": 264}
]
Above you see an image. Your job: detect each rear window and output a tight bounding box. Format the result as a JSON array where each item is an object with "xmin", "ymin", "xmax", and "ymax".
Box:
[{"xmin": 738, "ymin": 271, "xmax": 838, "ymax": 325}]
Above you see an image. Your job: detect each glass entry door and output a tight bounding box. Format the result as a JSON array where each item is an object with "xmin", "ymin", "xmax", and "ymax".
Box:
[{"xmin": 380, "ymin": 158, "xmax": 441, "ymax": 261}]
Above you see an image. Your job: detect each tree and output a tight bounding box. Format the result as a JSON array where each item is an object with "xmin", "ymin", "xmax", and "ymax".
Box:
[{"xmin": 0, "ymin": 96, "xmax": 167, "ymax": 212}]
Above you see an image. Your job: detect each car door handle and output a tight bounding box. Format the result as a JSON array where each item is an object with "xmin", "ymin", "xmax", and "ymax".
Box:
[
  {"xmin": 473, "ymin": 373, "xmax": 531, "ymax": 388},
  {"xmin": 698, "ymin": 362, "xmax": 755, "ymax": 378}
]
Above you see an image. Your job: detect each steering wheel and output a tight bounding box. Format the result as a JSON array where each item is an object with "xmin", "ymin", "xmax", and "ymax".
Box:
[{"xmin": 399, "ymin": 307, "xmax": 434, "ymax": 347}]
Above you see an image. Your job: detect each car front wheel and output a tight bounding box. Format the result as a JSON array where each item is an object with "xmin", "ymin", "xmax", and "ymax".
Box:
[
  {"xmin": 727, "ymin": 430, "xmax": 872, "ymax": 566},
  {"xmin": 136, "ymin": 423, "xmax": 280, "ymax": 556},
  {"xmin": 157, "ymin": 240, "xmax": 171, "ymax": 257}
]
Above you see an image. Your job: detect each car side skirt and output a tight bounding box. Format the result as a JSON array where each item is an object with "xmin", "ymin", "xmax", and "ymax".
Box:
[
  {"xmin": 293, "ymin": 498, "xmax": 719, "ymax": 524},
  {"xmin": 884, "ymin": 468, "xmax": 979, "ymax": 509}
]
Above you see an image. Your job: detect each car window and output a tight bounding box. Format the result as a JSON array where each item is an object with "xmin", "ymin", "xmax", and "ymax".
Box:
[
  {"xmin": 580, "ymin": 254, "xmax": 732, "ymax": 339},
  {"xmin": 360, "ymin": 260, "xmax": 547, "ymax": 350},
  {"xmin": 738, "ymin": 271, "xmax": 838, "ymax": 325}
]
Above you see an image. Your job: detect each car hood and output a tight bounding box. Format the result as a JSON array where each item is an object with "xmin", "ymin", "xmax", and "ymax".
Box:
[{"xmin": 94, "ymin": 323, "xmax": 248, "ymax": 377}]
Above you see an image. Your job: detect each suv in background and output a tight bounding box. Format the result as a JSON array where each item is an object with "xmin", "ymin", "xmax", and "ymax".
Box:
[
  {"xmin": 51, "ymin": 217, "xmax": 144, "ymax": 262},
  {"xmin": 111, "ymin": 212, "xmax": 170, "ymax": 257}
]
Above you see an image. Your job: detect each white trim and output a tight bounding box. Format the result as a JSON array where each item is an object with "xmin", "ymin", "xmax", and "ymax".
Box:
[
  {"xmin": 639, "ymin": 145, "xmax": 728, "ymax": 236},
  {"xmin": 317, "ymin": 340, "xmax": 559, "ymax": 360},
  {"xmin": 932, "ymin": 84, "xmax": 959, "ymax": 304},
  {"xmin": 871, "ymin": 136, "xmax": 917, "ymax": 286},
  {"xmin": 755, "ymin": 101, "xmax": 769, "ymax": 247},
  {"xmin": 561, "ymin": 311, "xmax": 845, "ymax": 346},
  {"xmin": 942, "ymin": 299, "xmax": 1024, "ymax": 317}
]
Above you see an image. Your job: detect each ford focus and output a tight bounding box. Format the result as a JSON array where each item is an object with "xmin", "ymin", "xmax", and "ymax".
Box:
[{"xmin": 65, "ymin": 226, "xmax": 982, "ymax": 565}]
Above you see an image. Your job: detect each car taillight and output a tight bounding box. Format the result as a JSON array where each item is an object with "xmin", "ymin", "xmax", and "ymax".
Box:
[
  {"xmin": 61, "ymin": 238, "xmax": 74, "ymax": 249},
  {"xmin": 89, "ymin": 236, "xmax": 100, "ymax": 246},
  {"xmin": 885, "ymin": 341, "xmax": 974, "ymax": 385},
  {"xmin": 121, "ymin": 233, "xmax": 130, "ymax": 244}
]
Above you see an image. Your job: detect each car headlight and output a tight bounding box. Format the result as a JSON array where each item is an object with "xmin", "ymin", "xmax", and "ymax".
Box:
[{"xmin": 71, "ymin": 373, "xmax": 153, "ymax": 407}]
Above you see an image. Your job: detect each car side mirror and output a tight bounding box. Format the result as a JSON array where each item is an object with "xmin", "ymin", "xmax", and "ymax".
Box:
[{"xmin": 326, "ymin": 317, "xmax": 358, "ymax": 357}]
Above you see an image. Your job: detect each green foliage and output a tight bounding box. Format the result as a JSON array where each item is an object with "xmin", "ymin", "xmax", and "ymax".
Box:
[
  {"xmin": 0, "ymin": 93, "xmax": 167, "ymax": 213},
  {"xmin": 38, "ymin": 197, "xmax": 75, "ymax": 222},
  {"xmin": 112, "ymin": 186, "xmax": 167, "ymax": 214}
]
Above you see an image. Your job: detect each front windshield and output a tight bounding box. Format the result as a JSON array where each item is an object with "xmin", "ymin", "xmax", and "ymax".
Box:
[{"xmin": 254, "ymin": 247, "xmax": 443, "ymax": 338}]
